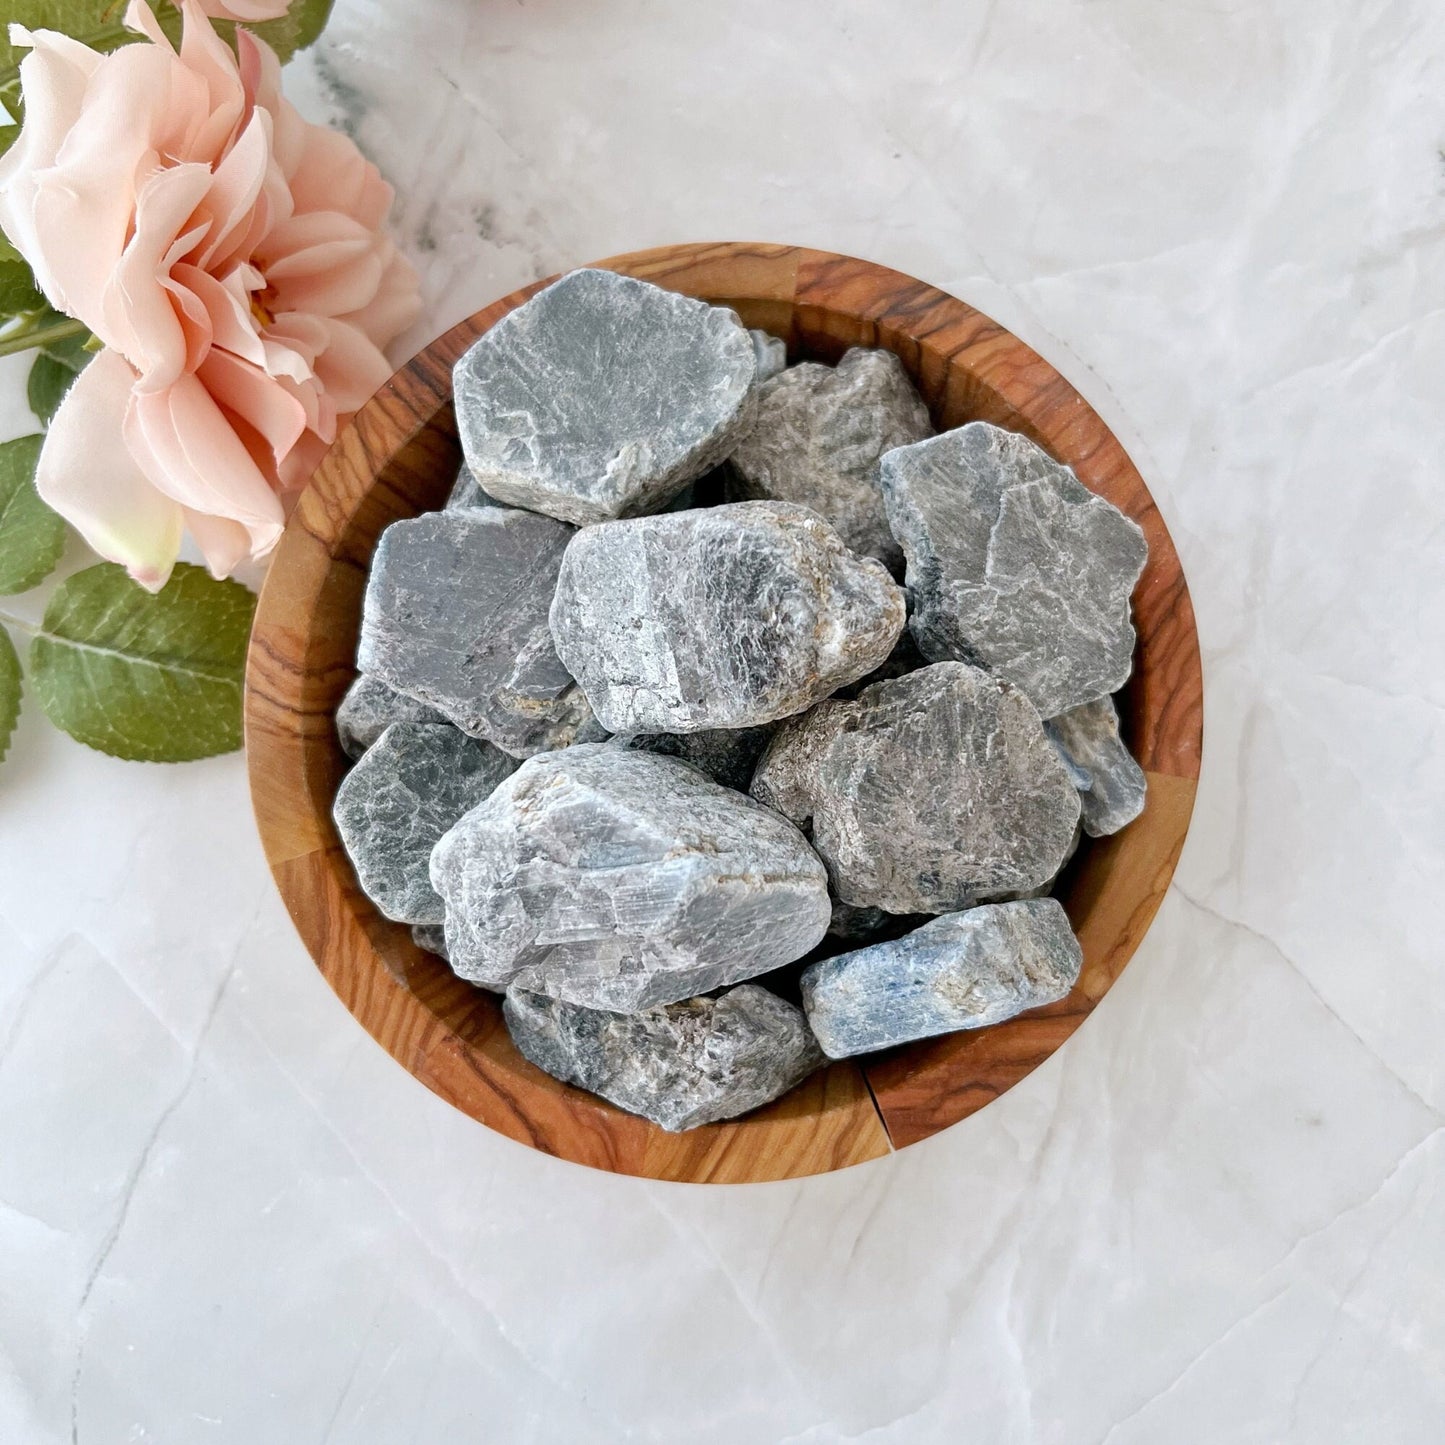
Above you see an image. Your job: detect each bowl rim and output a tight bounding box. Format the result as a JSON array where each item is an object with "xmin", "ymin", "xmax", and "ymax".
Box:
[{"xmin": 244, "ymin": 241, "xmax": 1203, "ymax": 1184}]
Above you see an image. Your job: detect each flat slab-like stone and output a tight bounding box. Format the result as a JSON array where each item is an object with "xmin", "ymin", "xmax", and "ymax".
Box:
[
  {"xmin": 752, "ymin": 662, "xmax": 1080, "ymax": 912},
  {"xmin": 549, "ymin": 501, "xmax": 905, "ymax": 734},
  {"xmin": 1045, "ymin": 694, "xmax": 1147, "ymax": 836},
  {"xmin": 801, "ymin": 898, "xmax": 1083, "ymax": 1057},
  {"xmin": 620, "ymin": 724, "xmax": 775, "ymax": 792},
  {"xmin": 504, "ymin": 983, "xmax": 823, "ymax": 1131},
  {"xmin": 454, "ymin": 268, "xmax": 758, "ymax": 526},
  {"xmin": 727, "ymin": 348, "xmax": 932, "ymax": 569},
  {"xmin": 880, "ymin": 421, "xmax": 1148, "ymax": 717},
  {"xmin": 335, "ymin": 673, "xmax": 447, "ymax": 760},
  {"xmin": 333, "ymin": 722, "xmax": 516, "ymax": 924},
  {"xmin": 430, "ymin": 744, "xmax": 831, "ymax": 1009},
  {"xmin": 358, "ymin": 508, "xmax": 594, "ymax": 757}
]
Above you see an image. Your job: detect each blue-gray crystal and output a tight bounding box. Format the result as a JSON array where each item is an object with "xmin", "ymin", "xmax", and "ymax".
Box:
[
  {"xmin": 357, "ymin": 507, "xmax": 594, "ymax": 757},
  {"xmin": 752, "ymin": 662, "xmax": 1080, "ymax": 912},
  {"xmin": 453, "ymin": 268, "xmax": 758, "ymax": 526},
  {"xmin": 727, "ymin": 347, "xmax": 932, "ymax": 570},
  {"xmin": 333, "ymin": 722, "xmax": 516, "ymax": 924},
  {"xmin": 800, "ymin": 898, "xmax": 1083, "ymax": 1058},
  {"xmin": 429, "ymin": 744, "xmax": 830, "ymax": 1009},
  {"xmin": 335, "ymin": 673, "xmax": 447, "ymax": 760},
  {"xmin": 880, "ymin": 421, "xmax": 1148, "ymax": 718},
  {"xmin": 503, "ymin": 983, "xmax": 823, "ymax": 1131},
  {"xmin": 750, "ymin": 329, "xmax": 787, "ymax": 382},
  {"xmin": 620, "ymin": 724, "xmax": 775, "ymax": 791},
  {"xmin": 1045, "ymin": 694, "xmax": 1147, "ymax": 836},
  {"xmin": 549, "ymin": 501, "xmax": 905, "ymax": 734}
]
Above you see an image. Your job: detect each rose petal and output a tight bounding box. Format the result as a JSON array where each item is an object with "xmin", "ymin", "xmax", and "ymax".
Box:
[
  {"xmin": 34, "ymin": 350, "xmax": 183, "ymax": 592},
  {"xmin": 196, "ymin": 347, "xmax": 309, "ymax": 465},
  {"xmin": 124, "ymin": 374, "xmax": 285, "ymax": 560}
]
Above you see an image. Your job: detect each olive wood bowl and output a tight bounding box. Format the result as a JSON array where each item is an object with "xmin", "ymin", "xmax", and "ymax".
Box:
[{"xmin": 244, "ymin": 242, "xmax": 1203, "ymax": 1184}]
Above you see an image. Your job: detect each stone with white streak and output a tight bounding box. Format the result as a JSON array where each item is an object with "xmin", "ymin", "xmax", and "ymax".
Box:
[
  {"xmin": 752, "ymin": 662, "xmax": 1080, "ymax": 912},
  {"xmin": 503, "ymin": 983, "xmax": 823, "ymax": 1131},
  {"xmin": 880, "ymin": 421, "xmax": 1148, "ymax": 717},
  {"xmin": 1045, "ymin": 695, "xmax": 1148, "ymax": 836},
  {"xmin": 727, "ymin": 347, "xmax": 933, "ymax": 569},
  {"xmin": 800, "ymin": 898, "xmax": 1083, "ymax": 1057},
  {"xmin": 357, "ymin": 508, "xmax": 594, "ymax": 757},
  {"xmin": 549, "ymin": 501, "xmax": 905, "ymax": 734},
  {"xmin": 429, "ymin": 745, "xmax": 830, "ymax": 1009},
  {"xmin": 333, "ymin": 722, "xmax": 516, "ymax": 924},
  {"xmin": 453, "ymin": 268, "xmax": 758, "ymax": 525}
]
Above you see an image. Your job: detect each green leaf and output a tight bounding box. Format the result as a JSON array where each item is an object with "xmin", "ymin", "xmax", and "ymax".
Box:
[
  {"xmin": 0, "ymin": 434, "xmax": 65, "ymax": 594},
  {"xmin": 238, "ymin": 0, "xmax": 334, "ymax": 63},
  {"xmin": 26, "ymin": 344, "xmax": 90, "ymax": 425},
  {"xmin": 0, "ymin": 625, "xmax": 20, "ymax": 765},
  {"xmin": 0, "ymin": 259, "xmax": 44, "ymax": 318},
  {"xmin": 30, "ymin": 562, "xmax": 256, "ymax": 761}
]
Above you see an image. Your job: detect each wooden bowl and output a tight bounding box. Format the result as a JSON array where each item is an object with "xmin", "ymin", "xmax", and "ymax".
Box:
[{"xmin": 245, "ymin": 242, "xmax": 1203, "ymax": 1183}]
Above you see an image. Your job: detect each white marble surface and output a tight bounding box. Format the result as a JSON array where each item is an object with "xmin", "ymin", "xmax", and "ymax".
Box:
[{"xmin": 3, "ymin": 0, "xmax": 1444, "ymax": 1439}]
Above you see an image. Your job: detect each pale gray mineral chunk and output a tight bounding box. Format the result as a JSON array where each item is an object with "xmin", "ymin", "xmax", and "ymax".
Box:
[
  {"xmin": 335, "ymin": 674, "xmax": 447, "ymax": 760},
  {"xmin": 445, "ymin": 465, "xmax": 498, "ymax": 510},
  {"xmin": 549, "ymin": 501, "xmax": 905, "ymax": 734},
  {"xmin": 503, "ymin": 983, "xmax": 823, "ymax": 1131},
  {"xmin": 752, "ymin": 662, "xmax": 1080, "ymax": 912},
  {"xmin": 430, "ymin": 745, "xmax": 830, "ymax": 1008},
  {"xmin": 358, "ymin": 508, "xmax": 594, "ymax": 757},
  {"xmin": 801, "ymin": 898, "xmax": 1083, "ymax": 1058},
  {"xmin": 411, "ymin": 923, "xmax": 449, "ymax": 959},
  {"xmin": 880, "ymin": 421, "xmax": 1148, "ymax": 718},
  {"xmin": 727, "ymin": 348, "xmax": 932, "ymax": 570},
  {"xmin": 333, "ymin": 722, "xmax": 516, "ymax": 924},
  {"xmin": 453, "ymin": 268, "xmax": 758, "ymax": 526},
  {"xmin": 621, "ymin": 724, "xmax": 775, "ymax": 791},
  {"xmin": 750, "ymin": 329, "xmax": 787, "ymax": 382},
  {"xmin": 1045, "ymin": 695, "xmax": 1147, "ymax": 836}
]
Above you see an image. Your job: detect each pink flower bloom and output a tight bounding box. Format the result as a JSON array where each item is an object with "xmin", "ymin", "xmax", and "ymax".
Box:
[
  {"xmin": 197, "ymin": 1, "xmax": 292, "ymax": 18},
  {"xmin": 0, "ymin": 0, "xmax": 420, "ymax": 589}
]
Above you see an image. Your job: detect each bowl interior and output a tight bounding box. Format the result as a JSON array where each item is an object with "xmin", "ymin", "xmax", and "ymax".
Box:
[{"xmin": 245, "ymin": 243, "xmax": 1202, "ymax": 1183}]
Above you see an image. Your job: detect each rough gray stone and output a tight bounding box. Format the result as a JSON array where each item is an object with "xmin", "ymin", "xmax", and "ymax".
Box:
[
  {"xmin": 549, "ymin": 501, "xmax": 906, "ymax": 734},
  {"xmin": 411, "ymin": 923, "xmax": 449, "ymax": 959},
  {"xmin": 504, "ymin": 983, "xmax": 823, "ymax": 1131},
  {"xmin": 333, "ymin": 722, "xmax": 516, "ymax": 924},
  {"xmin": 454, "ymin": 268, "xmax": 758, "ymax": 526},
  {"xmin": 750, "ymin": 329, "xmax": 787, "ymax": 382},
  {"xmin": 880, "ymin": 421, "xmax": 1149, "ymax": 718},
  {"xmin": 335, "ymin": 674, "xmax": 447, "ymax": 760},
  {"xmin": 430, "ymin": 744, "xmax": 831, "ymax": 1009},
  {"xmin": 800, "ymin": 898, "xmax": 1083, "ymax": 1058},
  {"xmin": 726, "ymin": 348, "xmax": 932, "ymax": 570},
  {"xmin": 445, "ymin": 465, "xmax": 498, "ymax": 511},
  {"xmin": 752, "ymin": 662, "xmax": 1080, "ymax": 912},
  {"xmin": 1045, "ymin": 695, "xmax": 1147, "ymax": 837},
  {"xmin": 358, "ymin": 508, "xmax": 594, "ymax": 757},
  {"xmin": 620, "ymin": 724, "xmax": 775, "ymax": 791}
]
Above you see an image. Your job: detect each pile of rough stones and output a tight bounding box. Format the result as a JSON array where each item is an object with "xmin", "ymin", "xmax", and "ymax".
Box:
[{"xmin": 333, "ymin": 268, "xmax": 1150, "ymax": 1132}]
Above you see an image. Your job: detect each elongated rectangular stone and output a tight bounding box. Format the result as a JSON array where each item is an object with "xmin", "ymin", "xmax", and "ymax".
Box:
[{"xmin": 800, "ymin": 898, "xmax": 1083, "ymax": 1058}]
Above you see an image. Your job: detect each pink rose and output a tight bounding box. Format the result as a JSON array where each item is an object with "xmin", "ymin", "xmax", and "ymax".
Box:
[{"xmin": 0, "ymin": 0, "xmax": 421, "ymax": 589}]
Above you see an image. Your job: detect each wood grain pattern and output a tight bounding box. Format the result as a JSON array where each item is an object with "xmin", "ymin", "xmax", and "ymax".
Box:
[{"xmin": 245, "ymin": 242, "xmax": 1203, "ymax": 1182}]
